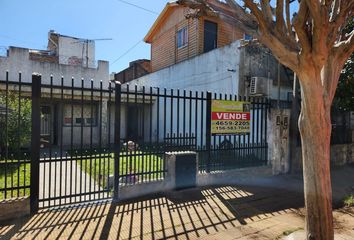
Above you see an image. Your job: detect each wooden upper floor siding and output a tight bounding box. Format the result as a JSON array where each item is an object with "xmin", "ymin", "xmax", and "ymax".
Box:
[{"xmin": 144, "ymin": 1, "xmax": 244, "ymax": 72}]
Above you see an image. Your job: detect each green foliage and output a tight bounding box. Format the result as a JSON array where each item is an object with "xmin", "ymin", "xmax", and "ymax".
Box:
[
  {"xmin": 0, "ymin": 91, "xmax": 32, "ymax": 154},
  {"xmin": 77, "ymin": 152, "xmax": 164, "ymax": 188},
  {"xmin": 343, "ymin": 195, "xmax": 354, "ymax": 207},
  {"xmin": 0, "ymin": 162, "xmax": 31, "ymax": 199},
  {"xmin": 333, "ymin": 54, "xmax": 354, "ymax": 111},
  {"xmin": 333, "ymin": 20, "xmax": 354, "ymax": 111}
]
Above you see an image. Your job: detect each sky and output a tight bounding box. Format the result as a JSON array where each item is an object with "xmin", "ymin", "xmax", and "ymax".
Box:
[
  {"xmin": 0, "ymin": 0, "xmax": 168, "ymax": 73},
  {"xmin": 0, "ymin": 1, "xmax": 299, "ymax": 74}
]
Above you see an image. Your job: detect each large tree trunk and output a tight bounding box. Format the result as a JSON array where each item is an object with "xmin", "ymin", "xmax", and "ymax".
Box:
[{"xmin": 298, "ymin": 70, "xmax": 334, "ymax": 240}]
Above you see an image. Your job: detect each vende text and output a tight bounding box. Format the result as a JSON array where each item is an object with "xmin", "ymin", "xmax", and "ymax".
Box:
[{"xmin": 212, "ymin": 112, "xmax": 250, "ymax": 120}]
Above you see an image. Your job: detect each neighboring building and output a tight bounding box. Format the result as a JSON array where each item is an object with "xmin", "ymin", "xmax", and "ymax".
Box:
[
  {"xmin": 0, "ymin": 31, "xmax": 110, "ymax": 148},
  {"xmin": 123, "ymin": 1, "xmax": 294, "ymax": 141},
  {"xmin": 128, "ymin": 41, "xmax": 293, "ymax": 100},
  {"xmin": 114, "ymin": 59, "xmax": 151, "ymax": 84},
  {"xmin": 126, "ymin": 0, "xmax": 292, "ymax": 100},
  {"xmin": 0, "ymin": 30, "xmax": 109, "ymax": 89},
  {"xmin": 144, "ymin": 0, "xmax": 244, "ymax": 72}
]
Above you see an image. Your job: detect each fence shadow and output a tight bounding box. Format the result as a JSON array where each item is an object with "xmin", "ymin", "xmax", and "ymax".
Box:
[{"xmin": 0, "ymin": 184, "xmax": 304, "ymax": 240}]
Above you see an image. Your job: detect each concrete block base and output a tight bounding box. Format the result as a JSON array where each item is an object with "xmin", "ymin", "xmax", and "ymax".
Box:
[
  {"xmin": 0, "ymin": 197, "xmax": 30, "ymax": 222},
  {"xmin": 197, "ymin": 166, "xmax": 272, "ymax": 187}
]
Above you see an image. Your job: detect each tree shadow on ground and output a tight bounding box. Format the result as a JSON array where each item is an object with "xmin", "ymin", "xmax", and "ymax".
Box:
[{"xmin": 0, "ymin": 184, "xmax": 305, "ymax": 240}]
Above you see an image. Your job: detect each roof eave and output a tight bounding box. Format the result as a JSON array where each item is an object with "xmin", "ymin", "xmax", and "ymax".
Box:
[{"xmin": 144, "ymin": 2, "xmax": 179, "ymax": 44}]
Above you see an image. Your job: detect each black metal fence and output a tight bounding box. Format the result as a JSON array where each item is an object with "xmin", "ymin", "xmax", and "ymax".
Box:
[
  {"xmin": 0, "ymin": 73, "xmax": 269, "ymax": 212},
  {"xmin": 331, "ymin": 110, "xmax": 353, "ymax": 145},
  {"xmin": 0, "ymin": 72, "xmax": 31, "ymax": 201},
  {"xmin": 117, "ymin": 85, "xmax": 269, "ymax": 173}
]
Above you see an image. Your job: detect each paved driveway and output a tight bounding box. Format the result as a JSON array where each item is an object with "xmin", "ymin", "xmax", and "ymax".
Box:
[{"xmin": 39, "ymin": 156, "xmax": 105, "ymax": 208}]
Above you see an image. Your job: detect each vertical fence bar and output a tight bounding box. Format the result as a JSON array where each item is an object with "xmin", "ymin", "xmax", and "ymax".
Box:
[
  {"xmin": 80, "ymin": 79, "xmax": 84, "ymax": 202},
  {"xmin": 201, "ymin": 92, "xmax": 204, "ymax": 153},
  {"xmin": 206, "ymin": 92, "xmax": 212, "ymax": 173},
  {"xmin": 170, "ymin": 89, "xmax": 174, "ymax": 136},
  {"xmin": 59, "ymin": 76, "xmax": 64, "ymax": 206},
  {"xmin": 90, "ymin": 80, "xmax": 94, "ymax": 201},
  {"xmin": 48, "ymin": 76, "xmax": 54, "ymax": 208},
  {"xmin": 30, "ymin": 73, "xmax": 41, "ymax": 214},
  {"xmin": 149, "ymin": 87, "xmax": 153, "ymax": 181},
  {"xmin": 265, "ymin": 98, "xmax": 269, "ymax": 163},
  {"xmin": 113, "ymin": 81, "xmax": 121, "ymax": 201},
  {"xmin": 17, "ymin": 72, "xmax": 22, "ymax": 198},
  {"xmin": 107, "ymin": 82, "xmax": 112, "ymax": 198},
  {"xmin": 70, "ymin": 77, "xmax": 74, "ymax": 204},
  {"xmin": 4, "ymin": 72, "xmax": 9, "ymax": 199},
  {"xmin": 99, "ymin": 80, "xmax": 103, "ymax": 198}
]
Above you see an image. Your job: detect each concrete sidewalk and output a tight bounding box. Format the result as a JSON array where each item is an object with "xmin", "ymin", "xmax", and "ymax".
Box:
[{"xmin": 1, "ymin": 165, "xmax": 354, "ymax": 240}]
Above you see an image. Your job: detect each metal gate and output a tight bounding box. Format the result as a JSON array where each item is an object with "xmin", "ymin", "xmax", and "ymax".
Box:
[
  {"xmin": 35, "ymin": 76, "xmax": 116, "ymax": 209},
  {"xmin": 1, "ymin": 73, "xmax": 269, "ymax": 213}
]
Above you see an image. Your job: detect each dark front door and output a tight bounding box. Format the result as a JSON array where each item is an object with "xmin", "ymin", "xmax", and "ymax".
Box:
[
  {"xmin": 40, "ymin": 106, "xmax": 51, "ymax": 147},
  {"xmin": 127, "ymin": 105, "xmax": 142, "ymax": 141},
  {"xmin": 204, "ymin": 20, "xmax": 218, "ymax": 53}
]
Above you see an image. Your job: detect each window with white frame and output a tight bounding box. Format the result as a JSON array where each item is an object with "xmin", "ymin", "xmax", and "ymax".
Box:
[
  {"xmin": 63, "ymin": 104, "xmax": 98, "ymax": 127},
  {"xmin": 177, "ymin": 27, "xmax": 188, "ymax": 48}
]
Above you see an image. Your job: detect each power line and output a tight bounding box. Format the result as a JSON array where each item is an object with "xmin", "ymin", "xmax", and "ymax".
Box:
[
  {"xmin": 115, "ymin": 0, "xmax": 159, "ymax": 15},
  {"xmin": 110, "ymin": 40, "xmax": 143, "ymax": 66}
]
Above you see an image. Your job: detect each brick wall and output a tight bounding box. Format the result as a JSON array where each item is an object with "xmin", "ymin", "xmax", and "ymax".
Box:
[
  {"xmin": 29, "ymin": 53, "xmax": 59, "ymax": 63},
  {"xmin": 115, "ymin": 60, "xmax": 151, "ymax": 83}
]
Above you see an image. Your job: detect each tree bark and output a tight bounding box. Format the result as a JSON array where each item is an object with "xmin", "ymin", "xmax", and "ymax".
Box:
[
  {"xmin": 289, "ymin": 74, "xmax": 301, "ymax": 172},
  {"xmin": 298, "ymin": 70, "xmax": 334, "ymax": 240}
]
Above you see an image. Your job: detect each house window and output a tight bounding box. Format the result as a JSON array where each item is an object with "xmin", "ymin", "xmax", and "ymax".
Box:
[
  {"xmin": 177, "ymin": 27, "xmax": 188, "ymax": 48},
  {"xmin": 244, "ymin": 34, "xmax": 253, "ymax": 41},
  {"xmin": 63, "ymin": 104, "xmax": 98, "ymax": 127}
]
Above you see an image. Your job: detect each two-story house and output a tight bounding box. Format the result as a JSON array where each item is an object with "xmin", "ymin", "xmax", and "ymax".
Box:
[{"xmin": 144, "ymin": 0, "xmax": 244, "ymax": 72}]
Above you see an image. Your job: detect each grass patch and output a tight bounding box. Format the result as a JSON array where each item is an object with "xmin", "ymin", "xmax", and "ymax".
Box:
[
  {"xmin": 282, "ymin": 227, "xmax": 303, "ymax": 236},
  {"xmin": 275, "ymin": 227, "xmax": 303, "ymax": 239},
  {"xmin": 343, "ymin": 194, "xmax": 354, "ymax": 207},
  {"xmin": 0, "ymin": 161, "xmax": 30, "ymax": 200},
  {"xmin": 76, "ymin": 151, "xmax": 164, "ymax": 188}
]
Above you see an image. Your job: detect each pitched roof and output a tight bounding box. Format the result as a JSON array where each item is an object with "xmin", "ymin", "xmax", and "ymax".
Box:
[{"xmin": 144, "ymin": 1, "xmax": 179, "ymax": 43}]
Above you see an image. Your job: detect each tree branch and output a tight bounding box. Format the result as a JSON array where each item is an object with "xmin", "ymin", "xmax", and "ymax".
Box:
[
  {"xmin": 304, "ymin": 0, "xmax": 330, "ymax": 68},
  {"xmin": 293, "ymin": 0, "xmax": 312, "ymax": 55},
  {"xmin": 328, "ymin": 1, "xmax": 354, "ymax": 48},
  {"xmin": 276, "ymin": 0, "xmax": 287, "ymax": 33},
  {"xmin": 329, "ymin": 0, "xmax": 341, "ymax": 22},
  {"xmin": 285, "ymin": 0, "xmax": 292, "ymax": 34},
  {"xmin": 177, "ymin": 0, "xmax": 218, "ymax": 18},
  {"xmin": 260, "ymin": 0, "xmax": 274, "ymax": 24},
  {"xmin": 244, "ymin": 0, "xmax": 269, "ymax": 32},
  {"xmin": 243, "ymin": 0, "xmax": 299, "ymax": 70},
  {"xmin": 304, "ymin": 0, "xmax": 323, "ymax": 25},
  {"xmin": 334, "ymin": 30, "xmax": 354, "ymax": 61}
]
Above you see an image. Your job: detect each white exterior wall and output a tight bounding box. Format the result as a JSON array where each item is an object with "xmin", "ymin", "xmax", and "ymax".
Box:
[
  {"xmin": 0, "ymin": 47, "xmax": 109, "ymax": 89},
  {"xmin": 0, "ymin": 46, "xmax": 110, "ymax": 147},
  {"xmin": 127, "ymin": 41, "xmax": 270, "ymax": 147},
  {"xmin": 128, "ymin": 41, "xmax": 242, "ymax": 95},
  {"xmin": 58, "ymin": 36, "xmax": 96, "ymax": 68}
]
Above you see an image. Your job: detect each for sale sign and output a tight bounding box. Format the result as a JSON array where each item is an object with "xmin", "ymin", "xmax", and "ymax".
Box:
[{"xmin": 211, "ymin": 100, "xmax": 251, "ymax": 135}]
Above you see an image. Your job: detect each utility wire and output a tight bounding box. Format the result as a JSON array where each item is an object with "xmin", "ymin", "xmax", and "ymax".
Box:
[
  {"xmin": 110, "ymin": 40, "xmax": 143, "ymax": 65},
  {"xmin": 115, "ymin": 0, "xmax": 159, "ymax": 15}
]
